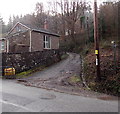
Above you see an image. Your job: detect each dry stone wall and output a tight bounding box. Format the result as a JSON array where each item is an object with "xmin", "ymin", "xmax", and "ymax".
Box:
[{"xmin": 2, "ymin": 50, "xmax": 62, "ymax": 74}]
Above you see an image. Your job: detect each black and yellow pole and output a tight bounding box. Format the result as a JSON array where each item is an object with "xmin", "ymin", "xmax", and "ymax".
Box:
[{"xmin": 94, "ymin": 0, "xmax": 101, "ymax": 82}]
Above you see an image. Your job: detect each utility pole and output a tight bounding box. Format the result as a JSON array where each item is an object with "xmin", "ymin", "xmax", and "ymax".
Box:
[{"xmin": 94, "ymin": 0, "xmax": 101, "ymax": 81}]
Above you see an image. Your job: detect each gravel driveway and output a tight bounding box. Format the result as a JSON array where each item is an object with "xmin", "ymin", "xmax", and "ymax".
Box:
[
  {"xmin": 17, "ymin": 53, "xmax": 118, "ymax": 100},
  {"xmin": 26, "ymin": 53, "xmax": 81, "ymax": 80}
]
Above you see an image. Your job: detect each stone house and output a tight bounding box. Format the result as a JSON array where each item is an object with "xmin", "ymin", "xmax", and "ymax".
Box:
[{"xmin": 5, "ymin": 22, "xmax": 60, "ymax": 53}]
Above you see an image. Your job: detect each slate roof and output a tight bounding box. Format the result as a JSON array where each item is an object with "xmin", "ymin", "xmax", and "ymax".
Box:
[{"xmin": 18, "ymin": 22, "xmax": 60, "ymax": 37}]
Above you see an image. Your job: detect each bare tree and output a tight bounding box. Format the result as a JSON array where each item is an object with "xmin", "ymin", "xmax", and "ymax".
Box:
[
  {"xmin": 99, "ymin": 1, "xmax": 119, "ymax": 39},
  {"xmin": 57, "ymin": 0, "xmax": 91, "ymax": 45}
]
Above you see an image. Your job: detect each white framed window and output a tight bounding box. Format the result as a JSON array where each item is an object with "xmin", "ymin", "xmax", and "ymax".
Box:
[
  {"xmin": 43, "ymin": 35, "xmax": 51, "ymax": 49},
  {"xmin": 1, "ymin": 41, "xmax": 5, "ymax": 51}
]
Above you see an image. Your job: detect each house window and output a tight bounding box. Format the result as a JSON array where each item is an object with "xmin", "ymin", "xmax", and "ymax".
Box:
[
  {"xmin": 43, "ymin": 35, "xmax": 51, "ymax": 49},
  {"xmin": 16, "ymin": 26, "xmax": 22, "ymax": 32},
  {"xmin": 1, "ymin": 41, "xmax": 5, "ymax": 50}
]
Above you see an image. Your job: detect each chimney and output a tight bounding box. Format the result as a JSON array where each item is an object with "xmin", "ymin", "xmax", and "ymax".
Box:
[{"xmin": 44, "ymin": 19, "xmax": 48, "ymax": 30}]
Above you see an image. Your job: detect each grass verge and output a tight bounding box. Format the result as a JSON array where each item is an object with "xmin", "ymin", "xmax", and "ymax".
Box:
[
  {"xmin": 15, "ymin": 66, "xmax": 45, "ymax": 79},
  {"xmin": 61, "ymin": 53, "xmax": 69, "ymax": 60}
]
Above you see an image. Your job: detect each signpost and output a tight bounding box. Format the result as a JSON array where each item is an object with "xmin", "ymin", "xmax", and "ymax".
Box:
[
  {"xmin": 94, "ymin": 0, "xmax": 101, "ymax": 81},
  {"xmin": 111, "ymin": 41, "xmax": 117, "ymax": 73}
]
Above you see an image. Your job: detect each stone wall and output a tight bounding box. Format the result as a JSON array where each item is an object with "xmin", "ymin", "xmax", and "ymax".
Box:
[
  {"xmin": 8, "ymin": 30, "xmax": 60, "ymax": 53},
  {"xmin": 8, "ymin": 31, "xmax": 30, "ymax": 53},
  {"xmin": 2, "ymin": 49, "xmax": 62, "ymax": 74}
]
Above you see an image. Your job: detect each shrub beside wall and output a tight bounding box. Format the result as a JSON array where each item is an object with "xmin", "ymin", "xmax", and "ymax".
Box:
[{"xmin": 2, "ymin": 49, "xmax": 62, "ymax": 74}]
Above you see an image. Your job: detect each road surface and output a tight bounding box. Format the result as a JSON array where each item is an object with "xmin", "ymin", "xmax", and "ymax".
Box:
[{"xmin": 0, "ymin": 79, "xmax": 118, "ymax": 112}]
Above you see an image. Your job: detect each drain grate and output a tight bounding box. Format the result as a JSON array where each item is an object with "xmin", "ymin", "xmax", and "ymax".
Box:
[{"xmin": 40, "ymin": 93, "xmax": 56, "ymax": 100}]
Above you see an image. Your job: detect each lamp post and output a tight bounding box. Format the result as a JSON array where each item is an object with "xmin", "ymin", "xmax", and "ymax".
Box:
[{"xmin": 94, "ymin": 0, "xmax": 101, "ymax": 81}]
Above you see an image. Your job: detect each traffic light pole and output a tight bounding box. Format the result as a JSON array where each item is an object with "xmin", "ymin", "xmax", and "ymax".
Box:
[{"xmin": 94, "ymin": 0, "xmax": 101, "ymax": 81}]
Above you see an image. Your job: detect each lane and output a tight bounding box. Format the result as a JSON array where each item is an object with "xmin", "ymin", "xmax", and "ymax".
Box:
[
  {"xmin": 26, "ymin": 53, "xmax": 81, "ymax": 80},
  {"xmin": 0, "ymin": 79, "xmax": 118, "ymax": 112}
]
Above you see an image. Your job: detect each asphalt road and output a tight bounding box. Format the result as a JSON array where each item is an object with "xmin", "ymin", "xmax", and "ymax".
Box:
[{"xmin": 0, "ymin": 79, "xmax": 118, "ymax": 112}]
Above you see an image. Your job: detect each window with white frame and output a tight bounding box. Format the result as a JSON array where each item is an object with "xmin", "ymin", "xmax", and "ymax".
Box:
[
  {"xmin": 1, "ymin": 41, "xmax": 5, "ymax": 50},
  {"xmin": 43, "ymin": 35, "xmax": 51, "ymax": 49}
]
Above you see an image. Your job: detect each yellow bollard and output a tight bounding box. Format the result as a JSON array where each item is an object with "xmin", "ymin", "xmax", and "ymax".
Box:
[{"xmin": 4, "ymin": 68, "xmax": 15, "ymax": 76}]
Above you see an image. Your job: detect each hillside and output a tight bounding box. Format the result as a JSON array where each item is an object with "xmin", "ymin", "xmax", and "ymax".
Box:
[{"xmin": 83, "ymin": 40, "xmax": 120, "ymax": 96}]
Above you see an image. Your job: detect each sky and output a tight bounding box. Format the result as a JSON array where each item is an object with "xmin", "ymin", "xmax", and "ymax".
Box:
[
  {"xmin": 0, "ymin": 0, "xmax": 113, "ymax": 24},
  {"xmin": 0, "ymin": 0, "xmax": 49, "ymax": 24}
]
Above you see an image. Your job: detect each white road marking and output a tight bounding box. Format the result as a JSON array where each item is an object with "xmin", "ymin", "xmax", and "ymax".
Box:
[{"xmin": 0, "ymin": 99, "xmax": 34, "ymax": 112}]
